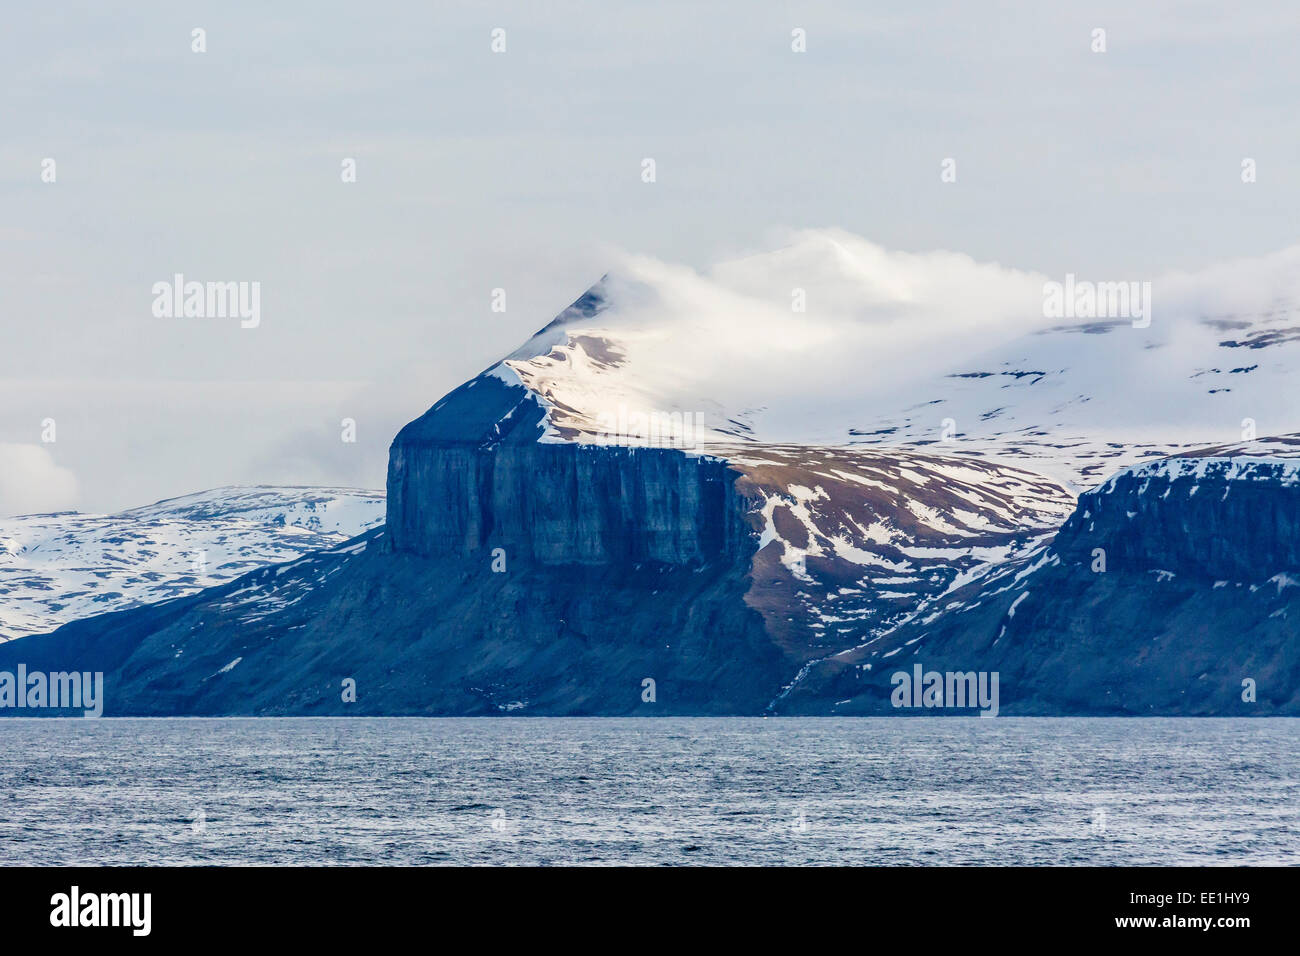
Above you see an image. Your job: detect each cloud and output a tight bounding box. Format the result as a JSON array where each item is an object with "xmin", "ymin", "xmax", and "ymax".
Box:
[
  {"xmin": 509, "ymin": 228, "xmax": 1053, "ymax": 437},
  {"xmin": 0, "ymin": 444, "xmax": 78, "ymax": 517},
  {"xmin": 501, "ymin": 227, "xmax": 1300, "ymax": 455}
]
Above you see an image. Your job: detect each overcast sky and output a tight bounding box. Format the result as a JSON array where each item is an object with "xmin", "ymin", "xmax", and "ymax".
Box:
[{"xmin": 2, "ymin": 1, "xmax": 1298, "ymax": 514}]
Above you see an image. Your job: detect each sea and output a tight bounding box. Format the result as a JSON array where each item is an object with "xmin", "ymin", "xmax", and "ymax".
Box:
[{"xmin": 1, "ymin": 717, "xmax": 1295, "ymax": 865}]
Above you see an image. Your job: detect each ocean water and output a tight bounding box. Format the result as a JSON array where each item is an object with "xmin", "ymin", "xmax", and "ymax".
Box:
[{"xmin": 0, "ymin": 717, "xmax": 1295, "ymax": 866}]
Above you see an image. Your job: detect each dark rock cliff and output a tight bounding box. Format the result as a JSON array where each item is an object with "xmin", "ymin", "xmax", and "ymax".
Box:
[
  {"xmin": 384, "ymin": 369, "xmax": 757, "ymax": 565},
  {"xmin": 1054, "ymin": 459, "xmax": 1300, "ymax": 579},
  {"xmin": 388, "ymin": 440, "xmax": 752, "ymax": 566}
]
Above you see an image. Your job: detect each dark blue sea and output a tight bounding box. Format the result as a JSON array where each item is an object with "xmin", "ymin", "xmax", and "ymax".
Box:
[{"xmin": 1, "ymin": 717, "xmax": 1295, "ymax": 865}]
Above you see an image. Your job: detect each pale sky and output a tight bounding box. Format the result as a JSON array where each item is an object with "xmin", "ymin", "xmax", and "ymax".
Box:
[{"xmin": 3, "ymin": 1, "xmax": 1298, "ymax": 514}]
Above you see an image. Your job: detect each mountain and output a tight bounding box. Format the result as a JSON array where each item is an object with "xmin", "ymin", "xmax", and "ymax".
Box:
[
  {"xmin": 0, "ymin": 487, "xmax": 384, "ymax": 641},
  {"xmin": 3, "ymin": 232, "xmax": 1299, "ymax": 715},
  {"xmin": 779, "ymin": 440, "xmax": 1300, "ymax": 715},
  {"xmin": 485, "ymin": 232, "xmax": 1300, "ymax": 489}
]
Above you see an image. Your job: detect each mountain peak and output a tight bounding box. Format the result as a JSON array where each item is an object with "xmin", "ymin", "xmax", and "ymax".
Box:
[{"xmin": 430, "ymin": 233, "xmax": 1300, "ymax": 488}]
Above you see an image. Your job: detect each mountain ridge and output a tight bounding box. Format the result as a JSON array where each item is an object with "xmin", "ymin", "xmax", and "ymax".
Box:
[
  {"xmin": 0, "ymin": 486, "xmax": 384, "ymax": 641},
  {"xmin": 4, "ymin": 234, "xmax": 1300, "ymax": 714}
]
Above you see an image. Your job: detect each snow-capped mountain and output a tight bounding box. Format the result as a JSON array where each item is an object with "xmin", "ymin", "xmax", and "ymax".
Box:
[
  {"xmin": 490, "ymin": 230, "xmax": 1300, "ymax": 489},
  {"xmin": 5, "ymin": 232, "xmax": 1300, "ymax": 716},
  {"xmin": 0, "ymin": 487, "xmax": 384, "ymax": 641}
]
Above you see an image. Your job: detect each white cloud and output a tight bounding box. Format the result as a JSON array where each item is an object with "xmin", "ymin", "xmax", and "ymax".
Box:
[
  {"xmin": 0, "ymin": 444, "xmax": 78, "ymax": 517},
  {"xmin": 497, "ymin": 228, "xmax": 1300, "ymax": 482},
  {"xmin": 505, "ymin": 228, "xmax": 1053, "ymax": 441}
]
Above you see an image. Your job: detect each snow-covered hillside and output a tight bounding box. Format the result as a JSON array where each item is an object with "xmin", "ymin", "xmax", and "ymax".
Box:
[
  {"xmin": 725, "ymin": 445, "xmax": 1073, "ymax": 656},
  {"xmin": 0, "ymin": 487, "xmax": 384, "ymax": 641},
  {"xmin": 488, "ymin": 230, "xmax": 1300, "ymax": 490}
]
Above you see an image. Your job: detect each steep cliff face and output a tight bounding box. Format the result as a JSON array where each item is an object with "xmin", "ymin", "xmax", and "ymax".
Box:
[
  {"xmin": 780, "ymin": 453, "xmax": 1300, "ymax": 715},
  {"xmin": 382, "ymin": 353, "xmax": 758, "ymax": 566},
  {"xmin": 387, "ymin": 440, "xmax": 751, "ymax": 566},
  {"xmin": 1055, "ymin": 457, "xmax": 1300, "ymax": 578}
]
